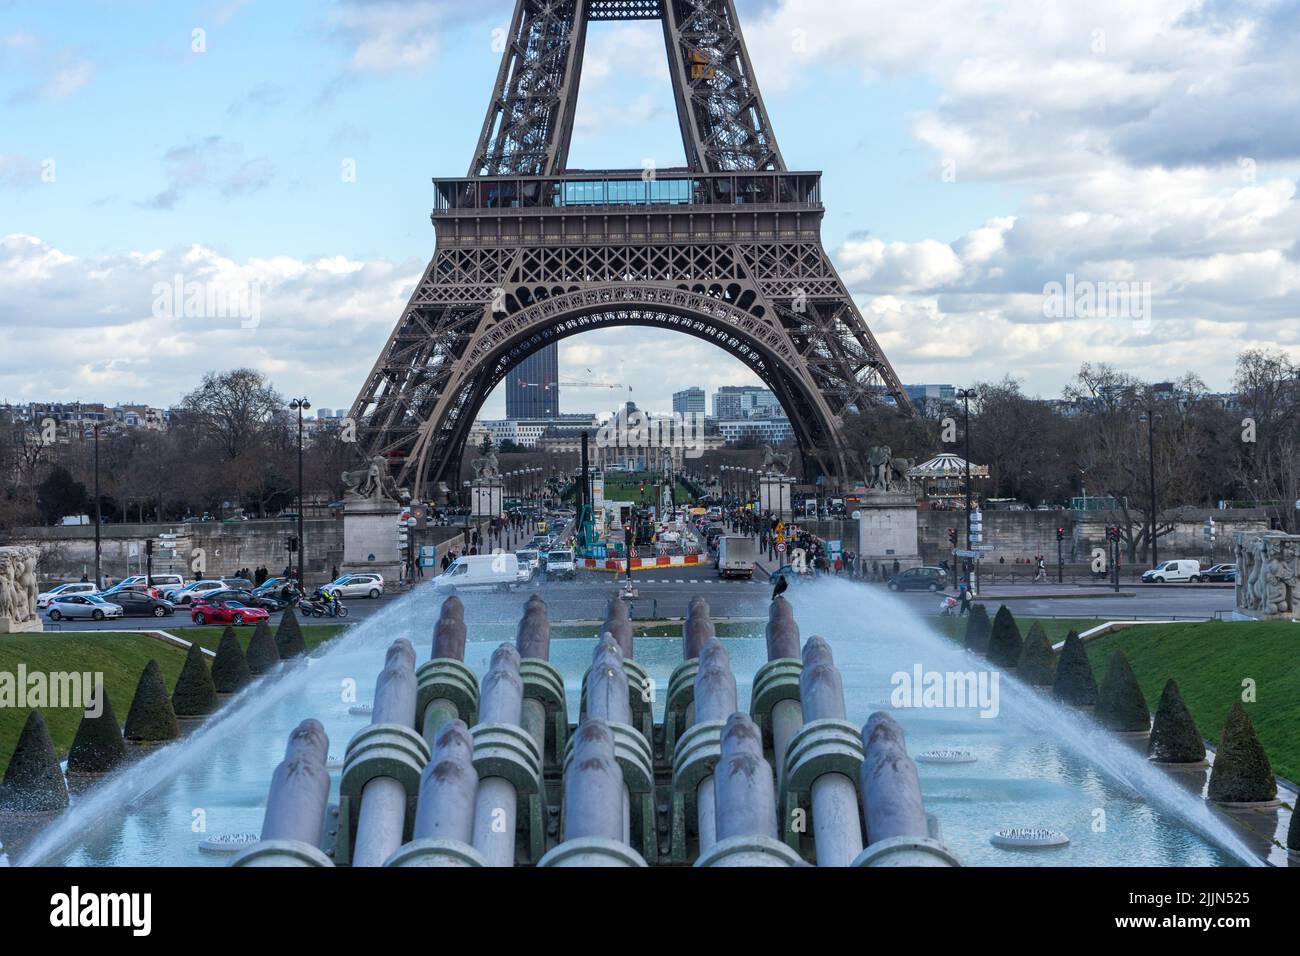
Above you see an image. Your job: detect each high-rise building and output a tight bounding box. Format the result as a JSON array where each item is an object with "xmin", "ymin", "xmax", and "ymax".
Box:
[
  {"xmin": 712, "ymin": 385, "xmax": 778, "ymax": 420},
  {"xmin": 672, "ymin": 387, "xmax": 705, "ymax": 415},
  {"xmin": 506, "ymin": 344, "xmax": 560, "ymax": 419}
]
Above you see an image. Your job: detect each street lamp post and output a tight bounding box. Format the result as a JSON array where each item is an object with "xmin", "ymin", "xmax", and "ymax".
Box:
[
  {"xmin": 290, "ymin": 398, "xmax": 310, "ymax": 584},
  {"xmin": 1146, "ymin": 405, "xmax": 1158, "ymax": 568},
  {"xmin": 956, "ymin": 388, "xmax": 977, "ymax": 589},
  {"xmin": 93, "ymin": 423, "xmax": 103, "ymax": 589}
]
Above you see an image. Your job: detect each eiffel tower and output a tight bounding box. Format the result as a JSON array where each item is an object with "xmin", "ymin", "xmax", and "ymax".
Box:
[{"xmin": 350, "ymin": 0, "xmax": 914, "ymax": 497}]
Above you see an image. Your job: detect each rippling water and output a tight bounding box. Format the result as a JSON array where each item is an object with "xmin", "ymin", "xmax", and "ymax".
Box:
[{"xmin": 19, "ymin": 577, "xmax": 1250, "ymax": 866}]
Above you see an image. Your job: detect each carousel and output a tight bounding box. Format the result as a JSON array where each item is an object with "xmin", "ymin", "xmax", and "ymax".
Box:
[{"xmin": 907, "ymin": 454, "xmax": 990, "ymax": 511}]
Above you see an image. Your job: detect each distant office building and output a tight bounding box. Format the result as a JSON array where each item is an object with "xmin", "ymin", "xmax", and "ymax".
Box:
[
  {"xmin": 713, "ymin": 385, "xmax": 778, "ymax": 420},
  {"xmin": 673, "ymin": 387, "xmax": 705, "ymax": 416},
  {"xmin": 903, "ymin": 384, "xmax": 956, "ymax": 404},
  {"xmin": 506, "ymin": 344, "xmax": 560, "ymax": 419},
  {"xmin": 717, "ymin": 418, "xmax": 793, "ymax": 446}
]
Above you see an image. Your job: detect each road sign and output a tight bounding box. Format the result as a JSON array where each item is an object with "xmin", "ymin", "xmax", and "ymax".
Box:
[
  {"xmin": 974, "ymin": 545, "xmax": 995, "ymax": 551},
  {"xmin": 954, "ymin": 549, "xmax": 981, "ymax": 558},
  {"xmin": 777, "ymin": 543, "xmax": 787, "ymax": 554}
]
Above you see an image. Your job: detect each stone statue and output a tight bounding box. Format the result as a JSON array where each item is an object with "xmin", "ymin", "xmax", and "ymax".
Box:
[
  {"xmin": 472, "ymin": 445, "xmax": 500, "ymax": 481},
  {"xmin": 1233, "ymin": 531, "xmax": 1299, "ymax": 619},
  {"xmin": 890, "ymin": 457, "xmax": 915, "ymax": 493},
  {"xmin": 865, "ymin": 445, "xmax": 893, "ymax": 492},
  {"xmin": 342, "ymin": 456, "xmax": 401, "ymax": 503},
  {"xmin": 0, "ymin": 546, "xmax": 40, "ymax": 631},
  {"xmin": 761, "ymin": 444, "xmax": 792, "ymax": 476}
]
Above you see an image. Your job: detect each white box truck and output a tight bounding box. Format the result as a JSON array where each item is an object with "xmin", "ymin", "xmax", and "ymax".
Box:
[{"xmin": 716, "ymin": 536, "xmax": 758, "ymax": 580}]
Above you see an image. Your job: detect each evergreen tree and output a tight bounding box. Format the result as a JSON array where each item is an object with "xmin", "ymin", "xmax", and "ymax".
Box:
[
  {"xmin": 1207, "ymin": 703, "xmax": 1276, "ymax": 804},
  {"xmin": 212, "ymin": 627, "xmax": 252, "ymax": 693},
  {"xmin": 123, "ymin": 660, "xmax": 180, "ymax": 742},
  {"xmin": 986, "ymin": 605, "xmax": 1023, "ymax": 668},
  {"xmin": 964, "ymin": 604, "xmax": 991, "ymax": 653},
  {"xmin": 0, "ymin": 710, "xmax": 69, "ymax": 812},
  {"xmin": 1094, "ymin": 650, "xmax": 1151, "ymax": 732},
  {"xmin": 1017, "ymin": 622, "xmax": 1056, "ymax": 686},
  {"xmin": 172, "ymin": 641, "xmax": 219, "ymax": 717},
  {"xmin": 1147, "ymin": 680, "xmax": 1206, "ymax": 764},
  {"xmin": 1052, "ymin": 631, "xmax": 1098, "ymax": 706},
  {"xmin": 245, "ymin": 620, "xmax": 280, "ymax": 674},
  {"xmin": 67, "ymin": 688, "xmax": 127, "ymax": 774},
  {"xmin": 275, "ymin": 606, "xmax": 307, "ymax": 659}
]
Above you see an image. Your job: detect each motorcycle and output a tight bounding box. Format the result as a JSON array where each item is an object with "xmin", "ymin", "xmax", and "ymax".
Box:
[{"xmin": 300, "ymin": 592, "xmax": 349, "ymax": 618}]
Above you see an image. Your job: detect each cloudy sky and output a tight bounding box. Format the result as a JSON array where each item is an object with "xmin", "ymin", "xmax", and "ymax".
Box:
[{"xmin": 2, "ymin": 0, "xmax": 1297, "ymax": 417}]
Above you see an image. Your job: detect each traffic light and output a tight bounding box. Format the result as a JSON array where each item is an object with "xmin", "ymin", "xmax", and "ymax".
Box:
[
  {"xmin": 287, "ymin": 535, "xmax": 299, "ymax": 554},
  {"xmin": 1056, "ymin": 527, "xmax": 1065, "ymax": 542},
  {"xmin": 948, "ymin": 527, "xmax": 958, "ymax": 546},
  {"xmin": 145, "ymin": 539, "xmax": 154, "ymax": 557}
]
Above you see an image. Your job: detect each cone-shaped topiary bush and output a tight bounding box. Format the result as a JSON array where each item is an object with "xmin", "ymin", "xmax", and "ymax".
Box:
[
  {"xmin": 245, "ymin": 621, "xmax": 280, "ymax": 675},
  {"xmin": 0, "ymin": 710, "xmax": 69, "ymax": 812},
  {"xmin": 67, "ymin": 687, "xmax": 127, "ymax": 775},
  {"xmin": 1207, "ymin": 702, "xmax": 1276, "ymax": 804},
  {"xmin": 172, "ymin": 640, "xmax": 218, "ymax": 717},
  {"xmin": 275, "ymin": 606, "xmax": 307, "ymax": 659},
  {"xmin": 964, "ymin": 604, "xmax": 991, "ymax": 654},
  {"xmin": 1052, "ymin": 631, "xmax": 1098, "ymax": 706},
  {"xmin": 1094, "ymin": 650, "xmax": 1151, "ymax": 732},
  {"xmin": 1147, "ymin": 680, "xmax": 1206, "ymax": 764},
  {"xmin": 211, "ymin": 627, "xmax": 252, "ymax": 694},
  {"xmin": 123, "ymin": 660, "xmax": 180, "ymax": 742},
  {"xmin": 986, "ymin": 605, "xmax": 1023, "ymax": 668},
  {"xmin": 1017, "ymin": 622, "xmax": 1056, "ymax": 686}
]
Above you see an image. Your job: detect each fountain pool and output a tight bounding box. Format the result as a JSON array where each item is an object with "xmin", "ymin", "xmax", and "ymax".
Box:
[{"xmin": 17, "ymin": 578, "xmax": 1253, "ymax": 867}]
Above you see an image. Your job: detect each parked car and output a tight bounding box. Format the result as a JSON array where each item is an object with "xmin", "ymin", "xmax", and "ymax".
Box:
[
  {"xmin": 100, "ymin": 581, "xmax": 164, "ymax": 600},
  {"xmin": 37, "ymin": 582, "xmax": 99, "ymax": 609},
  {"xmin": 194, "ymin": 588, "xmax": 286, "ymax": 612},
  {"xmin": 191, "ymin": 600, "xmax": 269, "ymax": 626},
  {"xmin": 1200, "ymin": 563, "xmax": 1237, "ymax": 583},
  {"xmin": 164, "ymin": 580, "xmax": 226, "ymax": 605},
  {"xmin": 322, "ymin": 573, "xmax": 385, "ymax": 600},
  {"xmin": 1141, "ymin": 560, "xmax": 1202, "ymax": 584},
  {"xmin": 768, "ymin": 563, "xmax": 813, "ymax": 591},
  {"xmin": 46, "ymin": 594, "xmax": 124, "ymax": 621},
  {"xmin": 253, "ymin": 577, "xmax": 292, "ymax": 596},
  {"xmin": 221, "ymin": 577, "xmax": 255, "ymax": 590},
  {"xmin": 887, "ymin": 566, "xmax": 949, "ymax": 592},
  {"xmin": 112, "ymin": 591, "xmax": 176, "ymax": 618}
]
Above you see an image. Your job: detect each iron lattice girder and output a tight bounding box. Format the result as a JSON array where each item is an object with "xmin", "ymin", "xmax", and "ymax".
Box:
[
  {"xmin": 353, "ymin": 0, "xmax": 915, "ymax": 494},
  {"xmin": 663, "ymin": 0, "xmax": 784, "ymax": 172},
  {"xmin": 472, "ymin": 0, "xmax": 782, "ymax": 176}
]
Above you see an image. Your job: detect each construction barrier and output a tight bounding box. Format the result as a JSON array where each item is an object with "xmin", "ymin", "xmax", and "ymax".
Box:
[{"xmin": 579, "ymin": 554, "xmax": 703, "ymax": 574}]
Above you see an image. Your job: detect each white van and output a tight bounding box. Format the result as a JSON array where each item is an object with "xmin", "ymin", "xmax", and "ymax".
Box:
[
  {"xmin": 543, "ymin": 549, "xmax": 576, "ymax": 580},
  {"xmin": 1141, "ymin": 559, "xmax": 1202, "ymax": 583},
  {"xmin": 433, "ymin": 553, "xmax": 521, "ymax": 591}
]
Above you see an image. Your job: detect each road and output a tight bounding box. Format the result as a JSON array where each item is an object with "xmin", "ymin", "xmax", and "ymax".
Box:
[{"xmin": 54, "ymin": 564, "xmax": 1235, "ymax": 634}]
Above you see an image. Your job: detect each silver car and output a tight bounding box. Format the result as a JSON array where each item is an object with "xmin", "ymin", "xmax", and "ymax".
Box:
[
  {"xmin": 36, "ymin": 581, "xmax": 99, "ymax": 609},
  {"xmin": 322, "ymin": 573, "xmax": 385, "ymax": 599},
  {"xmin": 46, "ymin": 594, "xmax": 124, "ymax": 622}
]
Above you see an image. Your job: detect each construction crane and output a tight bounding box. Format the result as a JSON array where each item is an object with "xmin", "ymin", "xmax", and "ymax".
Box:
[{"xmin": 515, "ymin": 377, "xmax": 629, "ymax": 392}]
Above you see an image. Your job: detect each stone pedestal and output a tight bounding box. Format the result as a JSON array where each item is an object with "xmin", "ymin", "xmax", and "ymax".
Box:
[
  {"xmin": 0, "ymin": 617, "xmax": 42, "ymax": 634},
  {"xmin": 856, "ymin": 493, "xmax": 921, "ymax": 569},
  {"xmin": 471, "ymin": 481, "xmax": 504, "ymax": 520},
  {"xmin": 759, "ymin": 475, "xmax": 793, "ymax": 521},
  {"xmin": 342, "ymin": 498, "xmax": 403, "ymax": 581},
  {"xmin": 1232, "ymin": 531, "xmax": 1298, "ymax": 621}
]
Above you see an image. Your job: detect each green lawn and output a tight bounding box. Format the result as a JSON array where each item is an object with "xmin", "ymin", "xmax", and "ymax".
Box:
[
  {"xmin": 1084, "ymin": 620, "xmax": 1300, "ymax": 784},
  {"xmin": 0, "ymin": 624, "xmax": 353, "ymax": 779},
  {"xmin": 599, "ymin": 473, "xmax": 693, "ymax": 506},
  {"xmin": 0, "ymin": 632, "xmax": 189, "ymax": 779}
]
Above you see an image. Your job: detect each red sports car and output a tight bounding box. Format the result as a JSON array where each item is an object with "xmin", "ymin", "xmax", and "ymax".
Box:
[{"xmin": 191, "ymin": 600, "xmax": 269, "ymax": 626}]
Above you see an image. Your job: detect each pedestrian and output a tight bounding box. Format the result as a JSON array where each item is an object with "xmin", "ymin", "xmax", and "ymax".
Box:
[
  {"xmin": 892, "ymin": 558, "xmax": 900, "ymax": 576},
  {"xmin": 834, "ymin": 555, "xmax": 843, "ymax": 575},
  {"xmin": 1034, "ymin": 555, "xmax": 1046, "ymax": 582},
  {"xmin": 959, "ymin": 583, "xmax": 972, "ymax": 616},
  {"xmin": 332, "ymin": 564, "xmax": 339, "ymax": 581}
]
